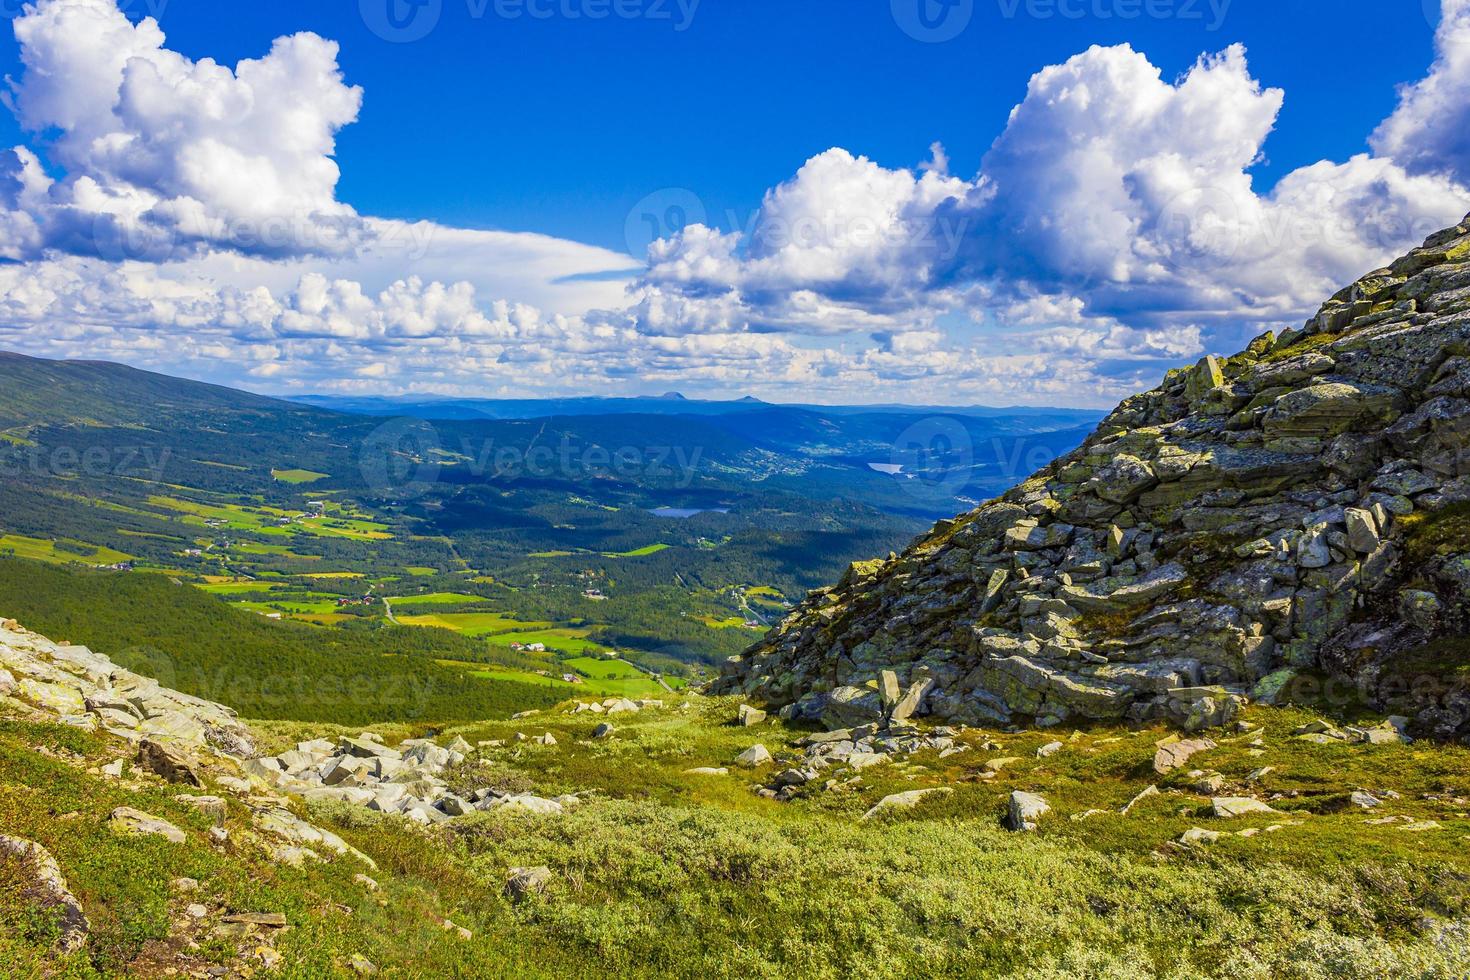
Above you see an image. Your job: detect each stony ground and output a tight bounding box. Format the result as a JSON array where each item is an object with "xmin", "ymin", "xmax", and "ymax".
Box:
[{"xmin": 4, "ymin": 614, "xmax": 1470, "ymax": 978}]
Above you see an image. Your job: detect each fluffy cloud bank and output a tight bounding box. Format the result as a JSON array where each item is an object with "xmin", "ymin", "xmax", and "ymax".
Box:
[
  {"xmin": 624, "ymin": 38, "xmax": 1469, "ymax": 362},
  {"xmin": 0, "ymin": 0, "xmax": 1467, "ymax": 406}
]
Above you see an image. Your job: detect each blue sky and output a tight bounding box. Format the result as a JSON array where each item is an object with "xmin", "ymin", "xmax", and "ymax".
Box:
[
  {"xmin": 0, "ymin": 0, "xmax": 1436, "ymax": 252},
  {"xmin": 0, "ymin": 0, "xmax": 1464, "ymax": 405}
]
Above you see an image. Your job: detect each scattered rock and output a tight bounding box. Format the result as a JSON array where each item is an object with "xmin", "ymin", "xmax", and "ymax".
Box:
[
  {"xmin": 1004, "ymin": 791, "xmax": 1051, "ymax": 832},
  {"xmin": 735, "ymin": 744, "xmax": 773, "ymax": 768},
  {"xmin": 505, "ymin": 865, "xmax": 553, "ymax": 901},
  {"xmin": 1153, "ymin": 738, "xmax": 1216, "ymax": 775},
  {"xmin": 0, "ymin": 836, "xmax": 89, "ymax": 953},
  {"xmin": 1211, "ymin": 797, "xmax": 1278, "ymax": 818},
  {"xmin": 108, "ymin": 806, "xmax": 185, "ymax": 844},
  {"xmin": 1120, "ymin": 784, "xmax": 1160, "ymax": 815},
  {"xmin": 136, "ymin": 738, "xmax": 203, "ymax": 787},
  {"xmin": 860, "ymin": 788, "xmax": 953, "ymax": 821}
]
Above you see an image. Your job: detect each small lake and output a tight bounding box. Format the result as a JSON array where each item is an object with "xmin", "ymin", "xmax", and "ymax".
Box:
[{"xmin": 649, "ymin": 507, "xmax": 730, "ymax": 519}]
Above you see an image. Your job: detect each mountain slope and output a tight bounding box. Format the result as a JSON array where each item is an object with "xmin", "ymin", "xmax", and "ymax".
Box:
[
  {"xmin": 715, "ymin": 211, "xmax": 1470, "ymax": 740},
  {"xmin": 0, "ymin": 350, "xmax": 307, "ymax": 430}
]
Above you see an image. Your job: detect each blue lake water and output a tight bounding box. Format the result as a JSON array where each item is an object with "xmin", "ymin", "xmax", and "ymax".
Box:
[{"xmin": 649, "ymin": 507, "xmax": 730, "ymax": 518}]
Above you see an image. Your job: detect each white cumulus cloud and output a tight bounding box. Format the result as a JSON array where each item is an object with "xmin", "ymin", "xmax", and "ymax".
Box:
[{"xmin": 3, "ymin": 0, "xmax": 363, "ymax": 260}]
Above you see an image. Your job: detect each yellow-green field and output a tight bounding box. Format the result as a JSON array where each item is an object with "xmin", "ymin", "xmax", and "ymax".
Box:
[
  {"xmin": 397, "ymin": 612, "xmax": 547, "ymax": 637},
  {"xmin": 0, "ymin": 533, "xmax": 132, "ymax": 565},
  {"xmin": 488, "ymin": 627, "xmax": 606, "ymax": 655},
  {"xmin": 271, "ymin": 468, "xmax": 330, "ymax": 484},
  {"xmin": 606, "ymin": 543, "xmax": 670, "ymax": 557},
  {"xmin": 194, "ymin": 581, "xmax": 284, "ymax": 595},
  {"xmin": 145, "ymin": 494, "xmax": 391, "ymax": 541},
  {"xmin": 461, "ymin": 660, "xmax": 665, "ymax": 698},
  {"xmin": 390, "ymin": 592, "xmax": 490, "ymax": 606}
]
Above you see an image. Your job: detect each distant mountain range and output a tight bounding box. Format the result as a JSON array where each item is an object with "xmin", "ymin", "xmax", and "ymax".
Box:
[
  {"xmin": 0, "ymin": 349, "xmax": 1104, "ymax": 529},
  {"xmin": 288, "ymin": 392, "xmax": 1106, "ymax": 428}
]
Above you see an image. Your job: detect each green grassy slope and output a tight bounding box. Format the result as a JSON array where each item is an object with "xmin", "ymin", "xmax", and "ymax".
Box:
[{"xmin": 4, "ymin": 698, "xmax": 1469, "ymax": 978}]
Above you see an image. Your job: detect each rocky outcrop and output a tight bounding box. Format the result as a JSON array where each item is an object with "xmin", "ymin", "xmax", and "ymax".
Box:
[
  {"xmin": 713, "ymin": 213, "xmax": 1470, "ymax": 740},
  {"xmin": 0, "ymin": 615, "xmax": 568, "ymax": 838},
  {"xmin": 0, "ymin": 618, "xmax": 255, "ymax": 758}
]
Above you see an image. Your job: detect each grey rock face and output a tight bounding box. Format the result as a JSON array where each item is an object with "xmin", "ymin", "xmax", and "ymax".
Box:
[{"xmin": 712, "ymin": 213, "xmax": 1470, "ymax": 739}]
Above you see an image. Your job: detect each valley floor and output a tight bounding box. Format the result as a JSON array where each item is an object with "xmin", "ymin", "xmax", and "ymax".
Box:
[{"xmin": 4, "ymin": 693, "xmax": 1470, "ymax": 978}]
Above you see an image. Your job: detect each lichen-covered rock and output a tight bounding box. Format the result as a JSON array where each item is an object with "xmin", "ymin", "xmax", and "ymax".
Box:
[
  {"xmin": 1004, "ymin": 791, "xmax": 1051, "ymax": 832},
  {"xmin": 0, "ymin": 836, "xmax": 89, "ymax": 953},
  {"xmin": 108, "ymin": 806, "xmax": 186, "ymax": 844},
  {"xmin": 711, "ymin": 212, "xmax": 1470, "ymax": 740}
]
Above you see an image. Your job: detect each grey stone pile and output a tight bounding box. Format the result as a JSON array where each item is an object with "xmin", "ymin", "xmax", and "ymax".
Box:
[{"xmin": 246, "ymin": 732, "xmax": 578, "ymax": 824}]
